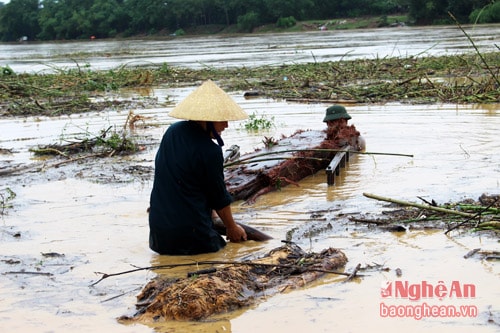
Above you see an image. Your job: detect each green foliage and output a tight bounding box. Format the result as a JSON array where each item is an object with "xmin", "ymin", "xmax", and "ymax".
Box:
[
  {"xmin": 0, "ymin": 63, "xmax": 159, "ymax": 117},
  {"xmin": 408, "ymin": 0, "xmax": 494, "ymax": 24},
  {"xmin": 0, "ymin": 187, "xmax": 16, "ymax": 214},
  {"xmin": 377, "ymin": 15, "xmax": 390, "ymax": 27},
  {"xmin": 124, "ymin": 0, "xmax": 170, "ymax": 33},
  {"xmin": 1, "ymin": 66, "xmax": 14, "ymax": 76},
  {"xmin": 159, "ymin": 63, "xmax": 171, "ymax": 74},
  {"xmin": 276, "ymin": 16, "xmax": 297, "ymax": 28},
  {"xmin": 371, "ymin": 0, "xmax": 404, "ymax": 13},
  {"xmin": 1, "ymin": 52, "xmax": 498, "ymax": 119},
  {"xmin": 0, "ymin": 0, "xmax": 40, "ymax": 41},
  {"xmin": 264, "ymin": 0, "xmax": 314, "ymax": 21},
  {"xmin": 32, "ymin": 124, "xmax": 138, "ymax": 156},
  {"xmin": 408, "ymin": 0, "xmax": 449, "ymax": 24},
  {"xmin": 243, "ymin": 112, "xmax": 275, "ymax": 131},
  {"xmin": 173, "ymin": 28, "xmax": 185, "ymax": 36},
  {"xmin": 237, "ymin": 11, "xmax": 260, "ymax": 32},
  {"xmin": 96, "ymin": 130, "xmax": 137, "ymax": 152},
  {"xmin": 0, "ymin": 0, "xmax": 495, "ymax": 41},
  {"xmin": 470, "ymin": 1, "xmax": 500, "ymax": 23}
]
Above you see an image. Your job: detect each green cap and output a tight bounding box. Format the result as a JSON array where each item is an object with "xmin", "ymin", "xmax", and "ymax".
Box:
[{"xmin": 323, "ymin": 105, "xmax": 351, "ymax": 122}]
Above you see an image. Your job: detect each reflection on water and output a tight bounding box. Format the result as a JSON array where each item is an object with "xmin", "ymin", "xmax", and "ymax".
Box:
[{"xmin": 0, "ymin": 85, "xmax": 499, "ymax": 333}]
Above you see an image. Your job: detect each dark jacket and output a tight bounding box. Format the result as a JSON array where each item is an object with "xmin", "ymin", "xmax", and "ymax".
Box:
[{"xmin": 148, "ymin": 121, "xmax": 232, "ymax": 255}]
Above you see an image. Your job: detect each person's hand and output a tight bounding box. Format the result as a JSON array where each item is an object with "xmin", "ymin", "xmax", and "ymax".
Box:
[{"xmin": 225, "ymin": 223, "xmax": 247, "ymax": 243}]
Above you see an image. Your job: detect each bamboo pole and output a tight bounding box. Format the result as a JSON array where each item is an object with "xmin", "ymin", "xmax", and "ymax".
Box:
[
  {"xmin": 224, "ymin": 156, "xmax": 328, "ymax": 168},
  {"xmin": 362, "ymin": 193, "xmax": 476, "ymax": 218},
  {"xmin": 224, "ymin": 148, "xmax": 413, "ymax": 167}
]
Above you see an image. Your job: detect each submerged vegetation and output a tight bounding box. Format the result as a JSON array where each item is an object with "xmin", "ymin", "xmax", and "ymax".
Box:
[
  {"xmin": 0, "ymin": 65, "xmax": 159, "ymax": 117},
  {"xmin": 29, "ymin": 125, "xmax": 138, "ymax": 157},
  {"xmin": 28, "ymin": 110, "xmax": 144, "ymax": 158},
  {"xmin": 1, "ymin": 52, "xmax": 499, "ymax": 118},
  {"xmin": 361, "ymin": 193, "xmax": 500, "ymax": 234},
  {"xmin": 243, "ymin": 112, "xmax": 275, "ymax": 131},
  {"xmin": 0, "ymin": 187, "xmax": 16, "ymax": 215}
]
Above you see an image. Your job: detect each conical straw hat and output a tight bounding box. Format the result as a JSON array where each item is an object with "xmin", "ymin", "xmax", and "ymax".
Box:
[{"xmin": 169, "ymin": 80, "xmax": 248, "ymax": 121}]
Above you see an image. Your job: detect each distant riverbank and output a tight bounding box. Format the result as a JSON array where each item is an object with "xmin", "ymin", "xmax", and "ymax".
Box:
[{"xmin": 134, "ymin": 15, "xmax": 409, "ymax": 39}]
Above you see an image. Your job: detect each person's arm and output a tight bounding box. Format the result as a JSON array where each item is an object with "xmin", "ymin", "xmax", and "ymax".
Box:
[
  {"xmin": 356, "ymin": 135, "xmax": 366, "ymax": 151},
  {"xmin": 215, "ymin": 205, "xmax": 247, "ymax": 242}
]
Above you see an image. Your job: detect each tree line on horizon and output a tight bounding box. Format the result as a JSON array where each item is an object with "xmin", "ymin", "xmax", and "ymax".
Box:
[{"xmin": 0, "ymin": 0, "xmax": 498, "ymax": 42}]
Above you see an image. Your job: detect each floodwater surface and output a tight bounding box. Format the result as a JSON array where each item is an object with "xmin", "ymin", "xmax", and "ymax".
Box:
[
  {"xmin": 0, "ymin": 90, "xmax": 498, "ymax": 333},
  {"xmin": 1, "ymin": 24, "xmax": 499, "ymax": 73},
  {"xmin": 0, "ymin": 26, "xmax": 499, "ymax": 333}
]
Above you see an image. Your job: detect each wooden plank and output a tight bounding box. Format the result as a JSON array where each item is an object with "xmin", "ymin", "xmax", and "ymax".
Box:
[{"xmin": 326, "ymin": 146, "xmax": 350, "ymax": 185}]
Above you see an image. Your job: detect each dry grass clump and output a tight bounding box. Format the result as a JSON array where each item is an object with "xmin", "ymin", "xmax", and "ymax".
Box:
[{"xmin": 120, "ymin": 244, "xmax": 347, "ymax": 322}]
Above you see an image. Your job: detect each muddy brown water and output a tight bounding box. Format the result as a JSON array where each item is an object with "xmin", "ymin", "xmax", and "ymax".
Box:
[{"xmin": 1, "ymin": 26, "xmax": 500, "ymax": 333}]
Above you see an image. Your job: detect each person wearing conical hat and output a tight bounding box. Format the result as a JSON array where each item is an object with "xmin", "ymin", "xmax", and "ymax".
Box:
[{"xmin": 148, "ymin": 80, "xmax": 249, "ymax": 255}]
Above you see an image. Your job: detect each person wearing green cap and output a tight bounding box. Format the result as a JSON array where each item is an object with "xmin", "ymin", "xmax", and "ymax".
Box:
[
  {"xmin": 323, "ymin": 104, "xmax": 351, "ymax": 129},
  {"xmin": 323, "ymin": 104, "xmax": 365, "ymax": 151}
]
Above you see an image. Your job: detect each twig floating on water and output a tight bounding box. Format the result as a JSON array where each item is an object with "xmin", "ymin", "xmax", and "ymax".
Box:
[
  {"xmin": 90, "ymin": 259, "xmax": 356, "ymax": 286},
  {"xmin": 4, "ymin": 271, "xmax": 53, "ymax": 276},
  {"xmin": 343, "ymin": 263, "xmax": 361, "ymax": 282},
  {"xmin": 463, "ymin": 248, "xmax": 481, "ymax": 259}
]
